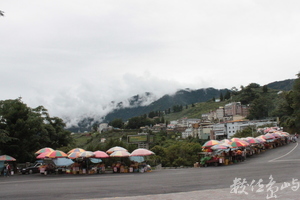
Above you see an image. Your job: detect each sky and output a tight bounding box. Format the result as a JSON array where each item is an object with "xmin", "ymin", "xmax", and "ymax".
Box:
[{"xmin": 1, "ymin": 1, "xmax": 299, "ymax": 126}]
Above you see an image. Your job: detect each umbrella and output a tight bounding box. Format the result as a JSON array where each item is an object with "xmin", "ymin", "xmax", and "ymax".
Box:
[
  {"xmin": 0, "ymin": 155, "xmax": 16, "ymax": 161},
  {"xmin": 211, "ymin": 144, "xmax": 232, "ymax": 150},
  {"xmin": 272, "ymin": 132, "xmax": 282, "ymax": 138},
  {"xmin": 220, "ymin": 139, "xmax": 231, "ymax": 144},
  {"xmin": 68, "ymin": 152, "xmax": 81, "ymax": 159},
  {"xmin": 202, "ymin": 140, "xmax": 220, "ymax": 148},
  {"xmin": 255, "ymin": 137, "xmax": 266, "ymax": 143},
  {"xmin": 35, "ymin": 147, "xmax": 54, "ymax": 154},
  {"xmin": 106, "ymin": 146, "xmax": 128, "ymax": 154},
  {"xmin": 67, "ymin": 148, "xmax": 85, "ymax": 154},
  {"xmin": 245, "ymin": 138, "xmax": 260, "ymax": 144},
  {"xmin": 265, "ymin": 133, "xmax": 275, "ymax": 140},
  {"xmin": 130, "ymin": 148, "xmax": 155, "ymax": 157},
  {"xmin": 45, "ymin": 150, "xmax": 68, "ymax": 158},
  {"xmin": 229, "ymin": 141, "xmax": 249, "ymax": 148},
  {"xmin": 110, "ymin": 150, "xmax": 130, "ymax": 157},
  {"xmin": 231, "ymin": 138, "xmax": 243, "ymax": 142},
  {"xmin": 129, "ymin": 156, "xmax": 145, "ymax": 163},
  {"xmin": 79, "ymin": 151, "xmax": 94, "ymax": 158},
  {"xmin": 93, "ymin": 150, "xmax": 109, "ymax": 158},
  {"xmin": 36, "ymin": 151, "xmax": 53, "ymax": 159}
]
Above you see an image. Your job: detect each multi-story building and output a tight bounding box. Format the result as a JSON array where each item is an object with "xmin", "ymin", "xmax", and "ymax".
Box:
[{"xmin": 225, "ymin": 102, "xmax": 249, "ymax": 117}]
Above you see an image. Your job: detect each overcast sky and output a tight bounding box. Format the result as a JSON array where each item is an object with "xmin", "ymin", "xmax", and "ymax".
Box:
[{"xmin": 1, "ymin": 1, "xmax": 299, "ymax": 125}]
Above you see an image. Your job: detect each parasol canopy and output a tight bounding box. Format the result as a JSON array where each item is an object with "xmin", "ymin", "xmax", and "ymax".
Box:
[
  {"xmin": 36, "ymin": 151, "xmax": 53, "ymax": 159},
  {"xmin": 229, "ymin": 140, "xmax": 249, "ymax": 148},
  {"xmin": 110, "ymin": 150, "xmax": 130, "ymax": 157},
  {"xmin": 211, "ymin": 144, "xmax": 232, "ymax": 150},
  {"xmin": 202, "ymin": 140, "xmax": 220, "ymax": 148},
  {"xmin": 68, "ymin": 152, "xmax": 81, "ymax": 159},
  {"xmin": 130, "ymin": 148, "xmax": 155, "ymax": 157},
  {"xmin": 93, "ymin": 150, "xmax": 109, "ymax": 158},
  {"xmin": 35, "ymin": 147, "xmax": 54, "ymax": 155},
  {"xmin": 79, "ymin": 151, "xmax": 94, "ymax": 158},
  {"xmin": 67, "ymin": 148, "xmax": 85, "ymax": 154},
  {"xmin": 106, "ymin": 146, "xmax": 128, "ymax": 154},
  {"xmin": 45, "ymin": 150, "xmax": 68, "ymax": 158},
  {"xmin": 0, "ymin": 155, "xmax": 16, "ymax": 161}
]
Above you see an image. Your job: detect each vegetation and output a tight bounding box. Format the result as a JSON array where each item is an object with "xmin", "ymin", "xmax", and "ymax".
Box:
[{"xmin": 0, "ymin": 98, "xmax": 73, "ymax": 162}]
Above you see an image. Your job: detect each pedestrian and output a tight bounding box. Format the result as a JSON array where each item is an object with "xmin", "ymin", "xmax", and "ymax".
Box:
[{"xmin": 4, "ymin": 163, "xmax": 11, "ymax": 177}]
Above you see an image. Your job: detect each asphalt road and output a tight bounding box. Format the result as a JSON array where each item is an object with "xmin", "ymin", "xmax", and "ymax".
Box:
[{"xmin": 0, "ymin": 142, "xmax": 300, "ymax": 200}]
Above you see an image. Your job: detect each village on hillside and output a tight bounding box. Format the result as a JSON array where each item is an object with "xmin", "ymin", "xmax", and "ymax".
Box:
[{"xmin": 97, "ymin": 101, "xmax": 278, "ymax": 141}]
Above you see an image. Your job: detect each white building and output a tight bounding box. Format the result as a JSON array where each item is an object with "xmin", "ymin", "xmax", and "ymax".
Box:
[{"xmin": 182, "ymin": 127, "xmax": 193, "ymax": 139}]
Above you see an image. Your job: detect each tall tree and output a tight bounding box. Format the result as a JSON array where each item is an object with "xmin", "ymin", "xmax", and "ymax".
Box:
[{"xmin": 0, "ymin": 98, "xmax": 73, "ymax": 162}]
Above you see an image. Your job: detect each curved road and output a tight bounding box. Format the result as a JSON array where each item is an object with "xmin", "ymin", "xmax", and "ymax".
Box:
[{"xmin": 0, "ymin": 142, "xmax": 299, "ymax": 200}]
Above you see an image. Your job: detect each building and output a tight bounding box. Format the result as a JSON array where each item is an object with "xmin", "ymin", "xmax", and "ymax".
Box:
[{"xmin": 225, "ymin": 102, "xmax": 249, "ymax": 117}]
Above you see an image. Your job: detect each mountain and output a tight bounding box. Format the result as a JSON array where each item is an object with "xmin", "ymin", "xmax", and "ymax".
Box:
[
  {"xmin": 104, "ymin": 87, "xmax": 230, "ymax": 122},
  {"xmin": 67, "ymin": 79, "xmax": 295, "ymax": 132},
  {"xmin": 266, "ymin": 79, "xmax": 295, "ymax": 91}
]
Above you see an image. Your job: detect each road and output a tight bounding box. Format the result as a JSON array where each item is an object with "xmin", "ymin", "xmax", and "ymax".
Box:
[{"xmin": 0, "ymin": 142, "xmax": 300, "ymax": 200}]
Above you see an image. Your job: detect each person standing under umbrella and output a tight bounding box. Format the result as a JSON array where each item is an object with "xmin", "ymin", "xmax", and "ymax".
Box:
[{"xmin": 4, "ymin": 163, "xmax": 11, "ymax": 177}]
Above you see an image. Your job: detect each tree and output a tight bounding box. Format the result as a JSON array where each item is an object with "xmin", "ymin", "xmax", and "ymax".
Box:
[
  {"xmin": 109, "ymin": 118, "xmax": 123, "ymax": 129},
  {"xmin": 224, "ymin": 90, "xmax": 231, "ymax": 100},
  {"xmin": 262, "ymin": 85, "xmax": 268, "ymax": 93},
  {"xmin": 220, "ymin": 92, "xmax": 224, "ymax": 101},
  {"xmin": 0, "ymin": 98, "xmax": 73, "ymax": 162},
  {"xmin": 248, "ymin": 96, "xmax": 271, "ymax": 120}
]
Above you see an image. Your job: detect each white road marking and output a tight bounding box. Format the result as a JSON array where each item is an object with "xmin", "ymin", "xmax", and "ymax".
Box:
[{"xmin": 268, "ymin": 142, "xmax": 298, "ymax": 162}]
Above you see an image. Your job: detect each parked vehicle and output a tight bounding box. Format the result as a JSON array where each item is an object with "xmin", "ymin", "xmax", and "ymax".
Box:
[{"xmin": 21, "ymin": 162, "xmax": 43, "ymax": 174}]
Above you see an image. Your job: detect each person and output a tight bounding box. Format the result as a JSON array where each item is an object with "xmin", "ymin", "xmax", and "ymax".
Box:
[{"xmin": 4, "ymin": 163, "xmax": 11, "ymax": 177}]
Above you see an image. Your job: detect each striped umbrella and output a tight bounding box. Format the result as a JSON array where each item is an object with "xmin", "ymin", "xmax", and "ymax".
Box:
[
  {"xmin": 35, "ymin": 147, "xmax": 54, "ymax": 154},
  {"xmin": 45, "ymin": 150, "xmax": 68, "ymax": 158},
  {"xmin": 229, "ymin": 141, "xmax": 249, "ymax": 148},
  {"xmin": 0, "ymin": 155, "xmax": 16, "ymax": 161},
  {"xmin": 68, "ymin": 152, "xmax": 81, "ymax": 159},
  {"xmin": 246, "ymin": 138, "xmax": 261, "ymax": 144},
  {"xmin": 110, "ymin": 150, "xmax": 130, "ymax": 157},
  {"xmin": 36, "ymin": 151, "xmax": 54, "ymax": 159},
  {"xmin": 67, "ymin": 148, "xmax": 85, "ymax": 154},
  {"xmin": 202, "ymin": 140, "xmax": 220, "ymax": 148},
  {"xmin": 231, "ymin": 138, "xmax": 243, "ymax": 142},
  {"xmin": 220, "ymin": 139, "xmax": 231, "ymax": 144}
]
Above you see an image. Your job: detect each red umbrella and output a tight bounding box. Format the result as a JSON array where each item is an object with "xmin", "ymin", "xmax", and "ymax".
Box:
[
  {"xmin": 93, "ymin": 151, "xmax": 109, "ymax": 158},
  {"xmin": 130, "ymin": 148, "xmax": 155, "ymax": 157}
]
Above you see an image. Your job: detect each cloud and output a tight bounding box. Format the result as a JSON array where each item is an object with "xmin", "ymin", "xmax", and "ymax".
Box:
[{"xmin": 0, "ymin": 1, "xmax": 299, "ymax": 126}]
